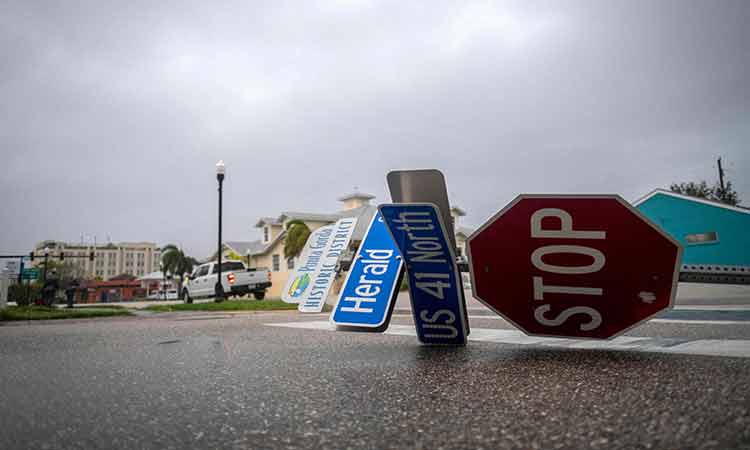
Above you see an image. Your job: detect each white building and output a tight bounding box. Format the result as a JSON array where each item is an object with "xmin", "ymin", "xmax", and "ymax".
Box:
[{"xmin": 31, "ymin": 240, "xmax": 162, "ymax": 280}]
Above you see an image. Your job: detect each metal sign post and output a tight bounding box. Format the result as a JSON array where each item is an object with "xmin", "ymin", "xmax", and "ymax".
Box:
[{"xmin": 386, "ymin": 169, "xmax": 456, "ymax": 251}]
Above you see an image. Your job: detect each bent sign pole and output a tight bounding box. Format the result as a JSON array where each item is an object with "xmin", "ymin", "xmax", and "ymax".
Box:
[
  {"xmin": 331, "ymin": 211, "xmax": 404, "ymax": 331},
  {"xmin": 467, "ymin": 195, "xmax": 682, "ymax": 340},
  {"xmin": 379, "ymin": 203, "xmax": 468, "ymax": 346}
]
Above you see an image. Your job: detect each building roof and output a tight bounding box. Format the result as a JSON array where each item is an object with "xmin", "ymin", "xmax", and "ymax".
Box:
[
  {"xmin": 455, "ymin": 226, "xmax": 475, "ymax": 237},
  {"xmin": 278, "ymin": 212, "xmax": 342, "ymax": 223},
  {"xmin": 634, "ymin": 189, "xmax": 750, "ymax": 215},
  {"xmin": 338, "ymin": 192, "xmax": 376, "ymax": 202},
  {"xmin": 250, "ymin": 231, "xmax": 287, "ymax": 256},
  {"xmin": 82, "ymin": 279, "xmax": 141, "ymax": 288},
  {"xmin": 225, "ymin": 240, "xmax": 266, "ymax": 256},
  {"xmin": 254, "ymin": 217, "xmax": 282, "ymax": 228},
  {"xmin": 33, "ymin": 241, "xmax": 158, "ymax": 250}
]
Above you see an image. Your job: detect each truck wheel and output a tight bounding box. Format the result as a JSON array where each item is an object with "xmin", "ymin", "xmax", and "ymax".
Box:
[
  {"xmin": 183, "ymin": 289, "xmax": 193, "ymax": 304},
  {"xmin": 253, "ymin": 291, "xmax": 265, "ymax": 300}
]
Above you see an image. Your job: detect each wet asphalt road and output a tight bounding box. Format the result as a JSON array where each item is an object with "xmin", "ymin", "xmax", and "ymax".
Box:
[{"xmin": 1, "ymin": 305, "xmax": 749, "ymax": 450}]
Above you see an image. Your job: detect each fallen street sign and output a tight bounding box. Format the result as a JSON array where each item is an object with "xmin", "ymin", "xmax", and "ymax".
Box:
[
  {"xmin": 331, "ymin": 211, "xmax": 404, "ymax": 331},
  {"xmin": 467, "ymin": 195, "xmax": 682, "ymax": 339},
  {"xmin": 379, "ymin": 203, "xmax": 468, "ymax": 345},
  {"xmin": 282, "ymin": 217, "xmax": 358, "ymax": 313},
  {"xmin": 282, "ymin": 224, "xmax": 333, "ymax": 304},
  {"xmin": 386, "ymin": 168, "xmax": 469, "ymax": 334}
]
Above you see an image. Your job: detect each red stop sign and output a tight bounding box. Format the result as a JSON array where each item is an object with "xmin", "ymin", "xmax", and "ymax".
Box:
[{"xmin": 467, "ymin": 195, "xmax": 682, "ymax": 339}]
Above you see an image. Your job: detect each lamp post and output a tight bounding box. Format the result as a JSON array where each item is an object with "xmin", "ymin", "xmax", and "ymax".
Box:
[{"xmin": 215, "ymin": 160, "xmax": 225, "ymax": 302}]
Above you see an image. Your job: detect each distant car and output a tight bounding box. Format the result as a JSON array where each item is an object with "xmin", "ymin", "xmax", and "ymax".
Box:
[{"xmin": 182, "ymin": 261, "xmax": 271, "ymax": 303}]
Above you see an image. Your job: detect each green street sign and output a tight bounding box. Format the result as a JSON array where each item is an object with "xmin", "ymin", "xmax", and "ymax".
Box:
[{"xmin": 22, "ymin": 268, "xmax": 40, "ymax": 280}]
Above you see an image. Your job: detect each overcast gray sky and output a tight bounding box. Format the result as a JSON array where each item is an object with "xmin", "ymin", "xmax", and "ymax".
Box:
[{"xmin": 1, "ymin": 0, "xmax": 748, "ymax": 258}]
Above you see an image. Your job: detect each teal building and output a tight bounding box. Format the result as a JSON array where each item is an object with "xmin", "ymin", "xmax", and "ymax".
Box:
[{"xmin": 635, "ymin": 190, "xmax": 750, "ymax": 280}]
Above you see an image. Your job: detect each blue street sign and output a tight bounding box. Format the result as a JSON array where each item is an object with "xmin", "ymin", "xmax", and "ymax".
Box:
[
  {"xmin": 331, "ymin": 212, "xmax": 404, "ymax": 330},
  {"xmin": 379, "ymin": 203, "xmax": 468, "ymax": 345}
]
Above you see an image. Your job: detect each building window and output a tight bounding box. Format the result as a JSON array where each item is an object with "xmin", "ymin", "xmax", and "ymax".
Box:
[
  {"xmin": 264, "ymin": 227, "xmax": 269, "ymax": 243},
  {"xmin": 287, "ymin": 258, "xmax": 294, "ymax": 270},
  {"xmin": 685, "ymin": 231, "xmax": 719, "ymax": 245},
  {"xmin": 272, "ymin": 254, "xmax": 280, "ymax": 272}
]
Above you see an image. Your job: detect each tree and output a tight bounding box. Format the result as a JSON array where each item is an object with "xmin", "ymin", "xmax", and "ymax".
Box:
[
  {"xmin": 669, "ymin": 181, "xmax": 712, "ymax": 199},
  {"xmin": 670, "ymin": 180, "xmax": 741, "ymax": 206},
  {"xmin": 226, "ymin": 249, "xmax": 243, "ymax": 261},
  {"xmin": 161, "ymin": 245, "xmax": 199, "ymax": 292},
  {"xmin": 284, "ymin": 220, "xmax": 311, "ymax": 260},
  {"xmin": 712, "ymin": 180, "xmax": 740, "ymax": 206},
  {"xmin": 37, "ymin": 260, "xmax": 87, "ymax": 286}
]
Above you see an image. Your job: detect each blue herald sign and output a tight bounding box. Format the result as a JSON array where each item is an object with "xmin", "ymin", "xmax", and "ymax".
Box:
[
  {"xmin": 331, "ymin": 212, "xmax": 404, "ymax": 330},
  {"xmin": 379, "ymin": 203, "xmax": 469, "ymax": 345}
]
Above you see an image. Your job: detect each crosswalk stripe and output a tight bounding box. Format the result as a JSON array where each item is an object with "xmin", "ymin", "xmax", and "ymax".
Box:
[
  {"xmin": 388, "ymin": 314, "xmax": 750, "ymax": 325},
  {"xmin": 266, "ymin": 321, "xmax": 750, "ymax": 358}
]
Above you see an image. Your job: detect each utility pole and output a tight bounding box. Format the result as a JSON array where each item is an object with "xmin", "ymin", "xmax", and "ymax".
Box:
[{"xmin": 717, "ymin": 157, "xmax": 726, "ymax": 191}]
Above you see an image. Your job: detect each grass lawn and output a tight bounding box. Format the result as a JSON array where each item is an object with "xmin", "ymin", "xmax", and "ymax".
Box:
[
  {"xmin": 144, "ymin": 299, "xmax": 299, "ymax": 312},
  {"xmin": 0, "ymin": 306, "xmax": 132, "ymax": 322}
]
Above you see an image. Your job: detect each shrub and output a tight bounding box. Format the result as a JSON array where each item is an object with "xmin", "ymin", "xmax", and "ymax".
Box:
[{"xmin": 8, "ymin": 283, "xmax": 41, "ymax": 306}]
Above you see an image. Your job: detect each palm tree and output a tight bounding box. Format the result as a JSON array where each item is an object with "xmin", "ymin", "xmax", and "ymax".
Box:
[
  {"xmin": 284, "ymin": 220, "xmax": 311, "ymax": 261},
  {"xmin": 161, "ymin": 244, "xmax": 198, "ymax": 294}
]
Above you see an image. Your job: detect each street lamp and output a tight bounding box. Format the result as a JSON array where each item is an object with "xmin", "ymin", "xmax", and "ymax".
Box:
[{"xmin": 215, "ymin": 160, "xmax": 225, "ymax": 302}]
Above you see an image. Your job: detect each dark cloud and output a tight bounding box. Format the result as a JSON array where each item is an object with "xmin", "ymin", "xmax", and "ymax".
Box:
[{"xmin": 1, "ymin": 0, "xmax": 748, "ymax": 257}]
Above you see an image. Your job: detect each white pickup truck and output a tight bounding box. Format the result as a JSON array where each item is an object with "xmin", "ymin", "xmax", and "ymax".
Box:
[{"xmin": 182, "ymin": 261, "xmax": 271, "ymax": 303}]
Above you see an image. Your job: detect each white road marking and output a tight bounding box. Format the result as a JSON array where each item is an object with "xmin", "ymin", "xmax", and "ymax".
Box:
[
  {"xmin": 444, "ymin": 305, "xmax": 750, "ymax": 312},
  {"xmin": 266, "ymin": 321, "xmax": 750, "ymax": 358},
  {"xmin": 649, "ymin": 319, "xmax": 750, "ymax": 325},
  {"xmin": 672, "ymin": 305, "xmax": 750, "ymax": 311},
  {"xmin": 389, "ymin": 314, "xmax": 749, "ymax": 325}
]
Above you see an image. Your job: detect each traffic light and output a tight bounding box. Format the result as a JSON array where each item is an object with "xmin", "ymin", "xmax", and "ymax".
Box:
[
  {"xmin": 60, "ymin": 252, "xmax": 64, "ymax": 261},
  {"xmin": 89, "ymin": 251, "xmax": 95, "ymax": 261},
  {"xmin": 30, "ymin": 251, "xmax": 34, "ymax": 261}
]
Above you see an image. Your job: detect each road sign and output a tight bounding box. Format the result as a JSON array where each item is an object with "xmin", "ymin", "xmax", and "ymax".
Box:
[
  {"xmin": 22, "ymin": 268, "xmax": 40, "ymax": 280},
  {"xmin": 380, "ymin": 203, "xmax": 468, "ymax": 345},
  {"xmin": 467, "ymin": 195, "xmax": 682, "ymax": 339},
  {"xmin": 386, "ymin": 169, "xmax": 470, "ymax": 333},
  {"xmin": 4, "ymin": 260, "xmax": 20, "ymax": 275},
  {"xmin": 282, "ymin": 217, "xmax": 358, "ymax": 312},
  {"xmin": 331, "ymin": 211, "xmax": 404, "ymax": 330}
]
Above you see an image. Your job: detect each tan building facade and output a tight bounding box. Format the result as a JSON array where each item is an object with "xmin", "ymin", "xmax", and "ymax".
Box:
[
  {"xmin": 31, "ymin": 241, "xmax": 161, "ymax": 280},
  {"xmin": 225, "ymin": 192, "xmax": 472, "ymax": 299}
]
